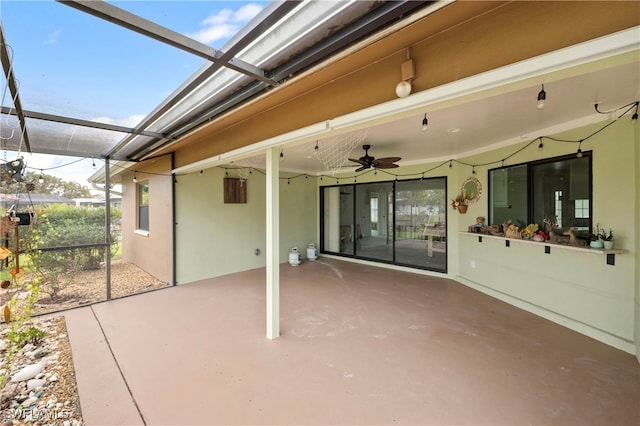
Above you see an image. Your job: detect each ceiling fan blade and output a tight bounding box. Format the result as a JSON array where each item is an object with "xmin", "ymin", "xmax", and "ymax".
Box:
[
  {"xmin": 374, "ymin": 157, "xmax": 401, "ymax": 164},
  {"xmin": 354, "ymin": 165, "xmax": 368, "ymax": 172},
  {"xmin": 349, "ymin": 158, "xmax": 368, "ymax": 167},
  {"xmin": 374, "ymin": 163, "xmax": 399, "ymax": 169},
  {"xmin": 373, "ymin": 157, "xmax": 401, "ymax": 168}
]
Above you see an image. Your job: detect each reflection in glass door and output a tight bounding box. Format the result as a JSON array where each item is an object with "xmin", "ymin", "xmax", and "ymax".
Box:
[
  {"xmin": 321, "ymin": 177, "xmax": 447, "ymax": 273},
  {"xmin": 355, "ymin": 182, "xmax": 393, "ymax": 262}
]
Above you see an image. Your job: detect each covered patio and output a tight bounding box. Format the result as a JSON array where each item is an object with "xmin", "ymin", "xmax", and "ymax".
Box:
[{"xmin": 64, "ymin": 258, "xmax": 639, "ymax": 425}]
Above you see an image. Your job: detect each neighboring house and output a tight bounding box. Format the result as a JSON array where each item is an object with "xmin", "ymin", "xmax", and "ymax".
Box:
[
  {"xmin": 73, "ymin": 197, "xmax": 122, "ymax": 209},
  {"xmin": 0, "ymin": 193, "xmax": 75, "ymax": 210},
  {"xmin": 90, "ymin": 2, "xmax": 639, "ymax": 355}
]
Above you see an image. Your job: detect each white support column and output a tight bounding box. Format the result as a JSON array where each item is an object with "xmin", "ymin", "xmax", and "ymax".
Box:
[{"xmin": 266, "ymin": 147, "xmax": 280, "ymax": 339}]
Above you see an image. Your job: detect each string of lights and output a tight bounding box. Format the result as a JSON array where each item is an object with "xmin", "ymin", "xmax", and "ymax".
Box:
[
  {"xmin": 215, "ymin": 99, "xmax": 638, "ymax": 184},
  {"xmin": 2, "ymin": 100, "xmax": 637, "ymax": 186}
]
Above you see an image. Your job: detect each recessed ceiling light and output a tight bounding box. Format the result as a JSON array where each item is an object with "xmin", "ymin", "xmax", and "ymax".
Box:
[{"xmin": 448, "ymin": 127, "xmax": 462, "ymax": 133}]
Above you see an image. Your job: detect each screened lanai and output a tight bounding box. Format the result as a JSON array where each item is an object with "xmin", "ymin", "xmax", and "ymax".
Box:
[
  {"xmin": 1, "ymin": 0, "xmax": 640, "ymax": 346},
  {"xmin": 1, "ymin": 2, "xmax": 639, "ymax": 422}
]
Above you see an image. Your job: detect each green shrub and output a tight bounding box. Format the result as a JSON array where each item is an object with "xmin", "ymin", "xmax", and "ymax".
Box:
[{"xmin": 6, "ymin": 326, "xmax": 46, "ymax": 349}]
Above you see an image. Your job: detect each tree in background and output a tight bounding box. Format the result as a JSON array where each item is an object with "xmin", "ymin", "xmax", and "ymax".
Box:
[{"xmin": 23, "ymin": 171, "xmax": 92, "ymax": 198}]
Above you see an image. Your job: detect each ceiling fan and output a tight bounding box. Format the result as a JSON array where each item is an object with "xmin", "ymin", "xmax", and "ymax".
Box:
[{"xmin": 349, "ymin": 144, "xmax": 401, "ymax": 172}]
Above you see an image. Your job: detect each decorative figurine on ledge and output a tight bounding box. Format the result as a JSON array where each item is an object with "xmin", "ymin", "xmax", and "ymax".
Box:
[{"xmin": 468, "ymin": 216, "xmax": 494, "ymax": 234}]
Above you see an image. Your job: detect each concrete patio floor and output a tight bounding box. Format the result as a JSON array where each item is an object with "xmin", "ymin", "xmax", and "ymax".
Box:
[{"xmin": 63, "ymin": 258, "xmax": 640, "ymax": 425}]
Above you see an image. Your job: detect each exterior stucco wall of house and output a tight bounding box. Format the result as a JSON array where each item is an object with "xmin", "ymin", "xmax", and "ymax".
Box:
[
  {"xmin": 120, "ymin": 155, "xmax": 173, "ymax": 284},
  {"xmin": 174, "ymin": 166, "xmax": 318, "ymax": 284}
]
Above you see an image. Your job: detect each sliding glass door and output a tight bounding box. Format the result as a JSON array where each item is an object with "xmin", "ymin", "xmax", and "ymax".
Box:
[
  {"xmin": 395, "ymin": 179, "xmax": 447, "ymax": 271},
  {"xmin": 354, "ymin": 182, "xmax": 394, "ymax": 262},
  {"xmin": 321, "ymin": 177, "xmax": 447, "ymax": 272}
]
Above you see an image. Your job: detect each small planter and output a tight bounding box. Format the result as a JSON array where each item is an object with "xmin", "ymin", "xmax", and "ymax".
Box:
[
  {"xmin": 603, "ymin": 240, "xmax": 614, "ymax": 250},
  {"xmin": 457, "ymin": 204, "xmax": 468, "ymax": 214},
  {"xmin": 590, "ymin": 240, "xmax": 604, "ymax": 249}
]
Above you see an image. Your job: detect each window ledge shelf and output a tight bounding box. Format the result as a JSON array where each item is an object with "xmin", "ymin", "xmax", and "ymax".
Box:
[
  {"xmin": 134, "ymin": 229, "xmax": 150, "ymax": 237},
  {"xmin": 461, "ymin": 232, "xmax": 626, "ymax": 264}
]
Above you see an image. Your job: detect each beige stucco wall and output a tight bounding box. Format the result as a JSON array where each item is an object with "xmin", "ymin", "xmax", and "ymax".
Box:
[
  {"xmin": 174, "ymin": 166, "xmax": 318, "ymax": 284},
  {"xmin": 120, "ymin": 155, "xmax": 173, "ymax": 284}
]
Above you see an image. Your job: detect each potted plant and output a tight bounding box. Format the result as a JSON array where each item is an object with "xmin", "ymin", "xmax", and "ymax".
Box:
[
  {"xmin": 589, "ymin": 224, "xmax": 613, "ymax": 249},
  {"xmin": 599, "ymin": 227, "xmax": 614, "ymax": 250},
  {"xmin": 451, "ymin": 195, "xmax": 468, "ymax": 213}
]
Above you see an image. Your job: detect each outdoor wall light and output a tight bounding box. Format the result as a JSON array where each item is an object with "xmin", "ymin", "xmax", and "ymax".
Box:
[
  {"xmin": 396, "ymin": 49, "xmax": 415, "ymax": 98},
  {"xmin": 395, "ymin": 81, "xmax": 412, "ymax": 98},
  {"xmin": 537, "ymin": 84, "xmax": 546, "ymax": 110}
]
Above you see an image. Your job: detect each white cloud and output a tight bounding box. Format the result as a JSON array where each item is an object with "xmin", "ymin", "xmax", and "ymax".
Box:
[
  {"xmin": 45, "ymin": 29, "xmax": 62, "ymax": 45},
  {"xmin": 188, "ymin": 3, "xmax": 264, "ymax": 45},
  {"xmin": 233, "ymin": 4, "xmax": 263, "ymax": 23},
  {"xmin": 91, "ymin": 115, "xmax": 146, "ymax": 128}
]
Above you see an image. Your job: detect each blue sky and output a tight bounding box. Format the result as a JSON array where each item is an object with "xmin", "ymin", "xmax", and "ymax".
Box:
[{"xmin": 0, "ymin": 0, "xmax": 269, "ymax": 187}]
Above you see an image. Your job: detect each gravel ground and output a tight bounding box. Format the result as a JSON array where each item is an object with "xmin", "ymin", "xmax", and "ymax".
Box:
[
  {"xmin": 1, "ymin": 260, "xmax": 168, "ymax": 425},
  {"xmin": 1, "ymin": 317, "xmax": 82, "ymax": 425},
  {"xmin": 31, "ymin": 259, "xmax": 169, "ymax": 317}
]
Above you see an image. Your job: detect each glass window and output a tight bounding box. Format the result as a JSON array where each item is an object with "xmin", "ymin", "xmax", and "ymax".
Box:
[
  {"xmin": 489, "ymin": 152, "xmax": 591, "ymax": 233},
  {"xmin": 138, "ymin": 181, "xmax": 149, "ymax": 232},
  {"xmin": 489, "ymin": 164, "xmax": 527, "ymax": 227},
  {"xmin": 574, "ymin": 199, "xmax": 589, "ymax": 219}
]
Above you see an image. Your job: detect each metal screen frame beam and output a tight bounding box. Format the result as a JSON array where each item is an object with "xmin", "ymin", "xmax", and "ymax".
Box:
[
  {"xmin": 0, "ymin": 106, "xmax": 167, "ymax": 139},
  {"xmin": 0, "ymin": 23, "xmax": 31, "ymax": 153},
  {"xmin": 56, "ymin": 0, "xmax": 277, "ymax": 86}
]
